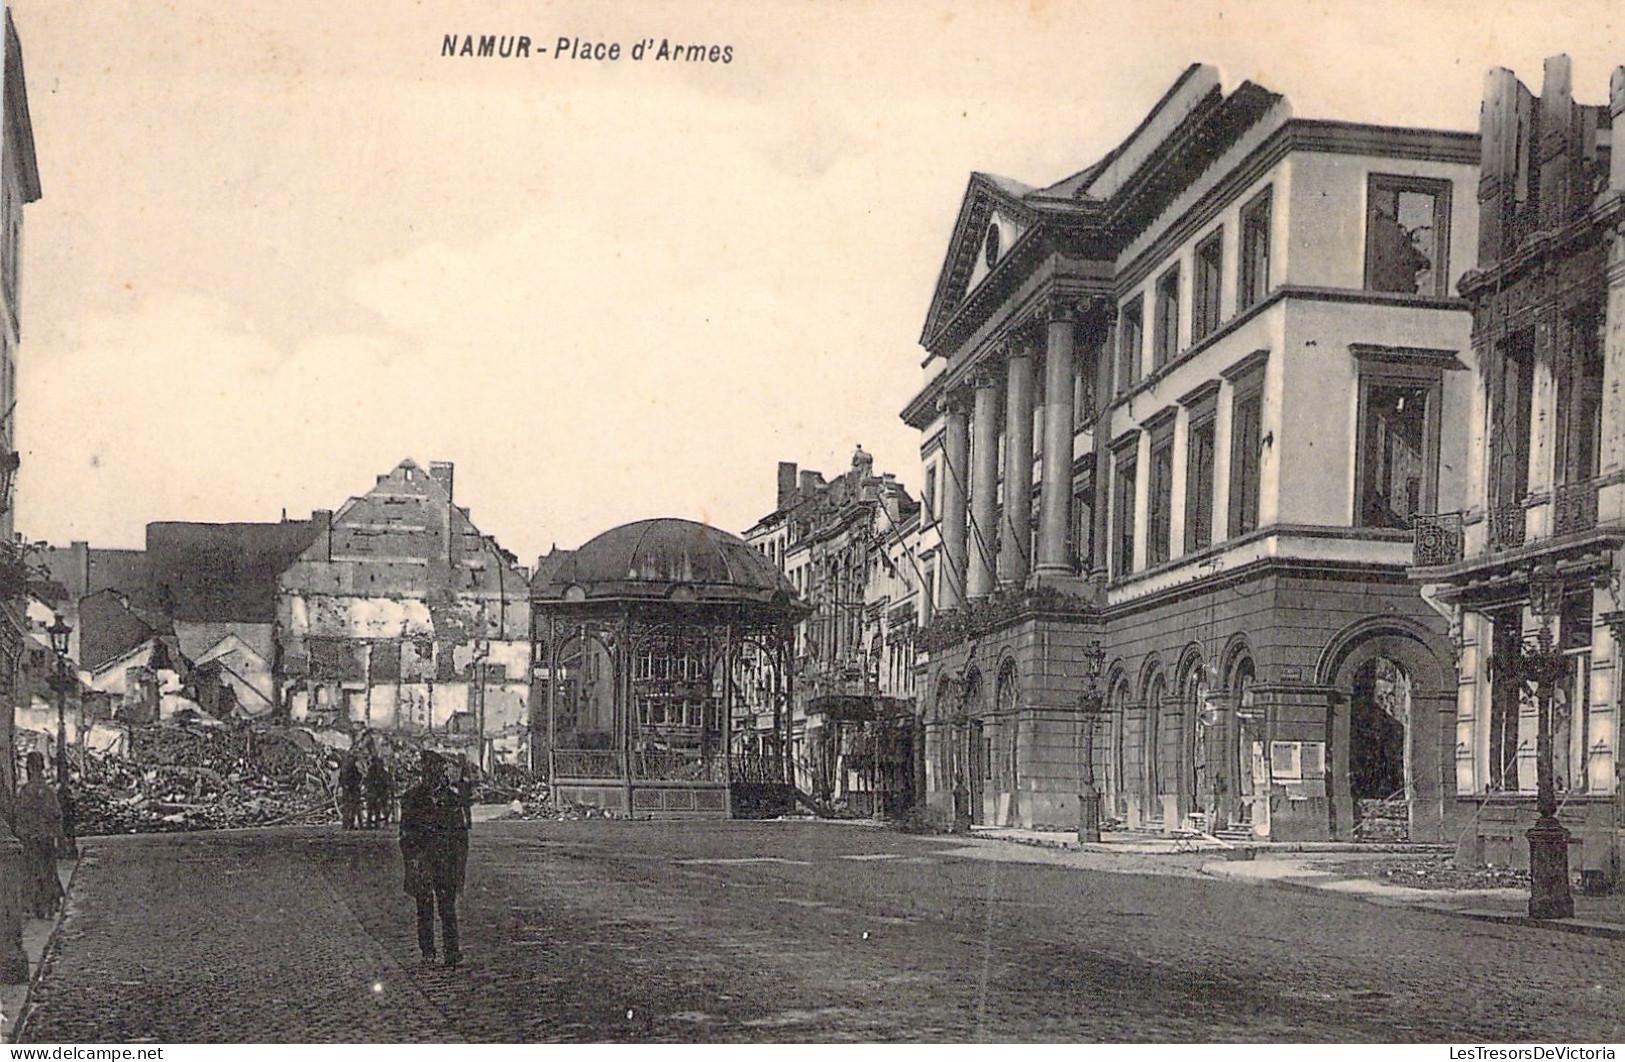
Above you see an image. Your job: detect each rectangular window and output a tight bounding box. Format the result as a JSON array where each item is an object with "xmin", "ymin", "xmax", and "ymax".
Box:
[
  {"xmin": 1556, "ymin": 306, "xmax": 1605, "ymax": 486},
  {"xmin": 1365, "ymin": 175, "xmax": 1451, "ymax": 297},
  {"xmin": 1117, "ymin": 297, "xmax": 1144, "ymax": 395},
  {"xmin": 1558, "ymin": 594, "xmax": 1593, "ymax": 793},
  {"xmin": 1228, "ymin": 385, "xmax": 1263, "ymax": 538},
  {"xmin": 1113, "ymin": 444, "xmax": 1138, "ymax": 576},
  {"xmin": 1488, "ymin": 613, "xmax": 1521, "ymax": 792},
  {"xmin": 923, "ymin": 466, "xmax": 938, "ymax": 522},
  {"xmin": 1153, "ymin": 265, "xmax": 1180, "ymax": 370},
  {"xmin": 1239, "ymin": 189, "xmax": 1272, "ymax": 310},
  {"xmin": 1069, "ymin": 469, "xmax": 1094, "ymax": 573},
  {"xmin": 1193, "ymin": 229, "xmax": 1223, "ymax": 342},
  {"xmin": 1185, "ymin": 413, "xmax": 1216, "ymax": 551},
  {"xmin": 1147, "ymin": 425, "xmax": 1175, "ymax": 566},
  {"xmin": 1356, "ymin": 378, "xmax": 1438, "ymax": 529},
  {"xmin": 1491, "ymin": 332, "xmax": 1535, "ymax": 509}
]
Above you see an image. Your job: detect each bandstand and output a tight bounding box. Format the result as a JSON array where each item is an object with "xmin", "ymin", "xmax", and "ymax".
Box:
[{"xmin": 531, "ymin": 518, "xmax": 807, "ymax": 818}]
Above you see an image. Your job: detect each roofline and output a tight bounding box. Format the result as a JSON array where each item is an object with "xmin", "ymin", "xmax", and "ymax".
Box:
[{"xmin": 5, "ymin": 10, "xmax": 39, "ymax": 204}]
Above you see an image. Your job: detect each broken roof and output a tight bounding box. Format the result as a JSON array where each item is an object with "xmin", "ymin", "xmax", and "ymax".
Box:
[{"xmin": 147, "ymin": 520, "xmax": 318, "ymax": 625}]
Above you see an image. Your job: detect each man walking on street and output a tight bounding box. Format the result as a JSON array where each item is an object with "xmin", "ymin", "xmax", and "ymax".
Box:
[{"xmin": 399, "ymin": 750, "xmax": 470, "ymax": 967}]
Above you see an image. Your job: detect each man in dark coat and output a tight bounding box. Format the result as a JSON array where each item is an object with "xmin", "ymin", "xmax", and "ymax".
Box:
[
  {"xmin": 365, "ymin": 756, "xmax": 393, "ymax": 828},
  {"xmin": 15, "ymin": 752, "xmax": 63, "ymax": 918},
  {"xmin": 399, "ymin": 751, "xmax": 470, "ymax": 966},
  {"xmin": 338, "ymin": 753, "xmax": 363, "ymax": 830}
]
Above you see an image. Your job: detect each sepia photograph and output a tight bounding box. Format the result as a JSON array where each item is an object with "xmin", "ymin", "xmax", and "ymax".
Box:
[{"xmin": 0, "ymin": 0, "xmax": 1619, "ymax": 1047}]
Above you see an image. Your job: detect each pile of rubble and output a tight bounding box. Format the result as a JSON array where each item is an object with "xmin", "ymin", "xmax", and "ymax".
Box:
[
  {"xmin": 1328, "ymin": 854, "xmax": 1532, "ymax": 891},
  {"xmin": 75, "ymin": 724, "xmax": 338, "ymax": 835},
  {"xmin": 484, "ymin": 770, "xmax": 621, "ymax": 821}
]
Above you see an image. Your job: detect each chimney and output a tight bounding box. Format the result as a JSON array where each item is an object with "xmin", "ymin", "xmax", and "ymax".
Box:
[
  {"xmin": 799, "ymin": 470, "xmax": 820, "ymax": 500},
  {"xmin": 313, "ymin": 510, "xmax": 333, "ymax": 562},
  {"xmin": 777, "ymin": 462, "xmax": 798, "ymax": 511},
  {"xmin": 429, "ymin": 461, "xmax": 455, "ymax": 502},
  {"xmin": 70, "ymin": 540, "xmax": 89, "ymax": 599}
]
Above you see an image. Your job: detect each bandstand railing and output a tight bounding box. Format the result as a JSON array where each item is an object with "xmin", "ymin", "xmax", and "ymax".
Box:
[{"xmin": 551, "ymin": 749, "xmax": 622, "ymax": 780}]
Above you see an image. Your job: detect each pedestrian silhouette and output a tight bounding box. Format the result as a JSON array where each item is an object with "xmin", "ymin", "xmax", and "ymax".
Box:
[
  {"xmin": 15, "ymin": 751, "xmax": 64, "ymax": 918},
  {"xmin": 366, "ymin": 755, "xmax": 393, "ymax": 828},
  {"xmin": 399, "ymin": 750, "xmax": 470, "ymax": 967},
  {"xmin": 338, "ymin": 752, "xmax": 363, "ymax": 830}
]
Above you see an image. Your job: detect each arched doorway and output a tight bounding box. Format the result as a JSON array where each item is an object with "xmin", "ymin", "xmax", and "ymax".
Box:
[
  {"xmin": 1349, "ymin": 656, "xmax": 1409, "ymax": 827},
  {"xmin": 995, "ymin": 659, "xmax": 1020, "ymax": 826},
  {"xmin": 1229, "ymin": 656, "xmax": 1259, "ymax": 833},
  {"xmin": 1318, "ymin": 618, "xmax": 1452, "ymax": 842},
  {"xmin": 1142, "ymin": 671, "xmax": 1165, "ymax": 825},
  {"xmin": 1182, "ymin": 659, "xmax": 1213, "ymax": 828},
  {"xmin": 960, "ymin": 668, "xmax": 985, "ymax": 825}
]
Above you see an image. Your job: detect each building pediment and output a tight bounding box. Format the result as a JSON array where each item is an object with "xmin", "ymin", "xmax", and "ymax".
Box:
[{"xmin": 918, "ymin": 173, "xmax": 1044, "ymax": 353}]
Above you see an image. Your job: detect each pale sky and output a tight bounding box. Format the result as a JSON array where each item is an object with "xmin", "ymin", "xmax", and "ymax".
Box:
[{"xmin": 9, "ymin": 0, "xmax": 1625, "ymax": 565}]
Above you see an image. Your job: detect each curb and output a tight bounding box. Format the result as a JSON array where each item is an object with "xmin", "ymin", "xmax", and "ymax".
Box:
[
  {"xmin": 4, "ymin": 856, "xmax": 80, "ymax": 1044},
  {"xmin": 1199, "ymin": 862, "xmax": 1625, "ymax": 940}
]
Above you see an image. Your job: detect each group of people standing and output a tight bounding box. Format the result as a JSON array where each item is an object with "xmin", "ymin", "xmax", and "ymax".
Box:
[{"xmin": 338, "ymin": 752, "xmax": 395, "ymax": 830}]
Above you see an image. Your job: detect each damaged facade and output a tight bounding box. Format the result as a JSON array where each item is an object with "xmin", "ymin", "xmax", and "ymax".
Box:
[
  {"xmin": 1412, "ymin": 57, "xmax": 1625, "ymax": 884},
  {"xmin": 743, "ymin": 448, "xmax": 923, "ymax": 815},
  {"xmin": 907, "ymin": 64, "xmax": 1480, "ymax": 840},
  {"xmin": 29, "ymin": 459, "xmax": 533, "ymax": 767},
  {"xmin": 278, "ymin": 459, "xmax": 531, "ymax": 766}
]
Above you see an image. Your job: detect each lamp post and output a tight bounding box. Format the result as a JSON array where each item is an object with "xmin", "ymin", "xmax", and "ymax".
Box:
[
  {"xmin": 1077, "ymin": 639, "xmax": 1106, "ymax": 844},
  {"xmin": 46, "ymin": 615, "xmax": 77, "ymax": 859},
  {"xmin": 1521, "ymin": 565, "xmax": 1573, "ymax": 920}
]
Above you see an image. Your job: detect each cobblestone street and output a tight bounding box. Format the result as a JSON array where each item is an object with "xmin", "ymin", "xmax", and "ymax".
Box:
[{"xmin": 17, "ymin": 821, "xmax": 1625, "ymax": 1042}]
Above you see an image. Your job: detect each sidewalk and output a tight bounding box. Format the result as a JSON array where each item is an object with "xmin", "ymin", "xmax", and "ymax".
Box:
[
  {"xmin": 970, "ymin": 825, "xmax": 1625, "ymax": 941},
  {"xmin": 2, "ymin": 857, "xmax": 78, "ymax": 1042},
  {"xmin": 1201, "ymin": 853, "xmax": 1625, "ymax": 939}
]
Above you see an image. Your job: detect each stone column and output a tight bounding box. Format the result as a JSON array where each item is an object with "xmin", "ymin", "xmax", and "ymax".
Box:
[
  {"xmin": 967, "ymin": 364, "xmax": 1003, "ymax": 600},
  {"xmin": 939, "ymin": 392, "xmax": 970, "ymax": 611},
  {"xmin": 999, "ymin": 337, "xmax": 1037, "ymax": 588},
  {"xmin": 1036, "ymin": 298, "xmax": 1078, "ymax": 575}
]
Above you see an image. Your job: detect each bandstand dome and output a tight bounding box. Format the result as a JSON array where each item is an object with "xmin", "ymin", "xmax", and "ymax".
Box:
[{"xmin": 533, "ymin": 517, "xmax": 798, "ymax": 607}]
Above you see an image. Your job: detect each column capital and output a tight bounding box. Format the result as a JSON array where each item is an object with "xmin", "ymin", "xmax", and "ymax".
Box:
[
  {"xmin": 966, "ymin": 359, "xmax": 1004, "ymax": 390},
  {"xmin": 936, "ymin": 388, "xmax": 972, "ymax": 417},
  {"xmin": 1044, "ymin": 294, "xmax": 1080, "ymax": 324},
  {"xmin": 1002, "ymin": 330, "xmax": 1039, "ymax": 360}
]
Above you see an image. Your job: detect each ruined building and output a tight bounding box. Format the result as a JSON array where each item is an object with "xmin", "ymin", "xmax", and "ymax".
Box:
[
  {"xmin": 1412, "ymin": 57, "xmax": 1625, "ymax": 884},
  {"xmin": 277, "ymin": 459, "xmax": 531, "ymax": 765}
]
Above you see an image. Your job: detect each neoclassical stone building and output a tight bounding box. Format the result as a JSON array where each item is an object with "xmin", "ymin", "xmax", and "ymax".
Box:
[{"xmin": 906, "ymin": 64, "xmax": 1481, "ymax": 840}]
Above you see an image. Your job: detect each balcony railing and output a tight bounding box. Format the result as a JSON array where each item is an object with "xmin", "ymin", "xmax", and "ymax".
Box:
[
  {"xmin": 1412, "ymin": 512, "xmax": 1464, "ymax": 567},
  {"xmin": 1486, "ymin": 505, "xmax": 1527, "ymax": 551},
  {"xmin": 1553, "ymin": 479, "xmax": 1600, "ymax": 537}
]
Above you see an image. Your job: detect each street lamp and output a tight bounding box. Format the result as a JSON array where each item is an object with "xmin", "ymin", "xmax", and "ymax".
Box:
[
  {"xmin": 1077, "ymin": 639, "xmax": 1106, "ymax": 844},
  {"xmin": 1518, "ymin": 565, "xmax": 1573, "ymax": 920},
  {"xmin": 46, "ymin": 615, "xmax": 77, "ymax": 858}
]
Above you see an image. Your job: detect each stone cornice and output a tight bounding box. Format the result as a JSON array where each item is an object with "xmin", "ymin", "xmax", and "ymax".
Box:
[{"xmin": 1349, "ymin": 343, "xmax": 1466, "ymax": 371}]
